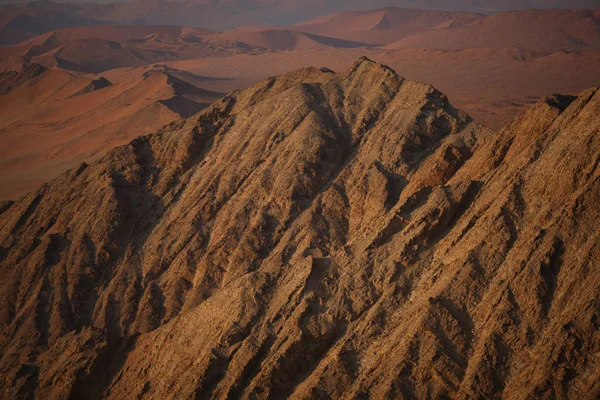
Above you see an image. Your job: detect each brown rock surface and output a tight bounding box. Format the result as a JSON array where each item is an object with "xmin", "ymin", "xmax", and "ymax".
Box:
[{"xmin": 0, "ymin": 58, "xmax": 599, "ymax": 399}]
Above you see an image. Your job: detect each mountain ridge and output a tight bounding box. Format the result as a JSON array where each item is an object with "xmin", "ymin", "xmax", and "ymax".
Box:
[{"xmin": 0, "ymin": 57, "xmax": 599, "ymax": 399}]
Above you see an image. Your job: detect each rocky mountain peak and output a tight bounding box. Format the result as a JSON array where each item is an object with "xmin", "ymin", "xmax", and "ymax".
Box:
[{"xmin": 0, "ymin": 59, "xmax": 599, "ymax": 399}]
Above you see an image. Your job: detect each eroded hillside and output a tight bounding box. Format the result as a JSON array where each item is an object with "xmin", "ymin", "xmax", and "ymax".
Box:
[{"xmin": 0, "ymin": 58, "xmax": 599, "ymax": 399}]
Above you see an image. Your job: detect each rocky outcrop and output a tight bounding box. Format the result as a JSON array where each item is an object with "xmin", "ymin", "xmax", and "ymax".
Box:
[{"xmin": 0, "ymin": 57, "xmax": 599, "ymax": 399}]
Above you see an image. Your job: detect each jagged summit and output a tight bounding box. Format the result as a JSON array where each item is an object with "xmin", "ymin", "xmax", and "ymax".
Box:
[
  {"xmin": 351, "ymin": 55, "xmax": 389, "ymax": 70},
  {"xmin": 1, "ymin": 59, "xmax": 599, "ymax": 399}
]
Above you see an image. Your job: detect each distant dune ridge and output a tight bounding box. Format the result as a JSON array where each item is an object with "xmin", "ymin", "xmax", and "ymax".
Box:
[
  {"xmin": 1, "ymin": 0, "xmax": 600, "ymax": 44},
  {"xmin": 383, "ymin": 9, "xmax": 600, "ymax": 50},
  {"xmin": 0, "ymin": 6, "xmax": 599, "ymax": 201},
  {"xmin": 206, "ymin": 29, "xmax": 372, "ymax": 50},
  {"xmin": 1, "ymin": 26, "xmax": 238, "ymax": 74},
  {"xmin": 0, "ymin": 63, "xmax": 223, "ymax": 200},
  {"xmin": 1, "ymin": 58, "xmax": 599, "ymax": 399},
  {"xmin": 3, "ymin": 7, "xmax": 598, "ymax": 73}
]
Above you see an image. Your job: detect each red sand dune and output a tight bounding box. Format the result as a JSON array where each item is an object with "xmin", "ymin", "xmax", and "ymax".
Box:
[
  {"xmin": 384, "ymin": 9, "xmax": 600, "ymax": 50},
  {"xmin": 1, "ymin": 6, "xmax": 599, "ymax": 200},
  {"xmin": 52, "ymin": 26, "xmax": 212, "ymax": 44},
  {"xmin": 2, "ymin": 0, "xmax": 598, "ymax": 45},
  {"xmin": 207, "ymin": 29, "xmax": 371, "ymax": 50},
  {"xmin": 95, "ymin": 63, "xmax": 233, "ymax": 88},
  {"xmin": 32, "ymin": 37, "xmax": 146, "ymax": 73},
  {"xmin": 1, "ymin": 26, "xmax": 266, "ymax": 74},
  {"xmin": 0, "ymin": 64, "xmax": 222, "ymax": 200},
  {"xmin": 4, "ymin": 8, "xmax": 598, "ymax": 76},
  {"xmin": 294, "ymin": 7, "xmax": 483, "ymax": 45}
]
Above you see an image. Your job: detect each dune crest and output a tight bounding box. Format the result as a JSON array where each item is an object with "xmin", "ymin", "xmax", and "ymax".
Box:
[{"xmin": 0, "ymin": 64, "xmax": 223, "ymax": 200}]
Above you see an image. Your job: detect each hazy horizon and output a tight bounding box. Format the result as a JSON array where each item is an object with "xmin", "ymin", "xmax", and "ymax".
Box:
[
  {"xmin": 2, "ymin": 0, "xmax": 600, "ymax": 12},
  {"xmin": 2, "ymin": 0, "xmax": 600, "ymax": 34}
]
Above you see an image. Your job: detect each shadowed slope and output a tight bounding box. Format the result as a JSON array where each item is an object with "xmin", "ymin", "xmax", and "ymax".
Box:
[
  {"xmin": 0, "ymin": 58, "xmax": 599, "ymax": 399},
  {"xmin": 294, "ymin": 7, "xmax": 483, "ymax": 45},
  {"xmin": 207, "ymin": 29, "xmax": 371, "ymax": 50},
  {"xmin": 0, "ymin": 65, "xmax": 223, "ymax": 200}
]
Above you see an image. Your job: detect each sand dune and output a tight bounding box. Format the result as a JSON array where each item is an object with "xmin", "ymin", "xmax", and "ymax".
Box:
[
  {"xmin": 15, "ymin": 25, "xmax": 216, "ymax": 62},
  {"xmin": 3, "ymin": 25, "xmax": 371, "ymax": 75},
  {"xmin": 95, "ymin": 63, "xmax": 233, "ymax": 88},
  {"xmin": 295, "ymin": 7, "xmax": 483, "ymax": 44},
  {"xmin": 1, "ymin": 26, "xmax": 266, "ymax": 74},
  {"xmin": 23, "ymin": 25, "xmax": 215, "ymax": 46},
  {"xmin": 0, "ymin": 64, "xmax": 223, "ymax": 200},
  {"xmin": 2, "ymin": 59, "xmax": 600, "ymax": 399},
  {"xmin": 67, "ymin": 76, "xmax": 112, "ymax": 98},
  {"xmin": 385, "ymin": 9, "xmax": 600, "ymax": 50},
  {"xmin": 83, "ymin": 0, "xmax": 600, "ymax": 28},
  {"xmin": 2, "ymin": 0, "xmax": 599, "ymax": 45},
  {"xmin": 208, "ymin": 29, "xmax": 370, "ymax": 50},
  {"xmin": 41, "ymin": 38, "xmax": 146, "ymax": 73},
  {"xmin": 3, "ymin": 8, "xmax": 598, "ymax": 76}
]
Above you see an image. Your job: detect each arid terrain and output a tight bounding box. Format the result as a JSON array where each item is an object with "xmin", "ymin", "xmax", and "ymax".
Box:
[
  {"xmin": 0, "ymin": 62, "xmax": 223, "ymax": 200},
  {"xmin": 1, "ymin": 7, "xmax": 599, "ymax": 199},
  {"xmin": 0, "ymin": 1, "xmax": 600, "ymax": 399},
  {"xmin": 2, "ymin": 0, "xmax": 598, "ymax": 43},
  {"xmin": 1, "ymin": 56, "xmax": 599, "ymax": 399}
]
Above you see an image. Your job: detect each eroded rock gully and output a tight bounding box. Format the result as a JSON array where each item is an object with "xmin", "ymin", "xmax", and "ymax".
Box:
[{"xmin": 0, "ymin": 58, "xmax": 599, "ymax": 399}]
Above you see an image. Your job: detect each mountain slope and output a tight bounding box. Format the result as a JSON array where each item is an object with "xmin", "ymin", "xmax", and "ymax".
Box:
[
  {"xmin": 207, "ymin": 29, "xmax": 370, "ymax": 50},
  {"xmin": 2, "ymin": 26, "xmax": 257, "ymax": 74},
  {"xmin": 0, "ymin": 58, "xmax": 599, "ymax": 399},
  {"xmin": 2, "ymin": 0, "xmax": 600, "ymax": 45},
  {"xmin": 0, "ymin": 0, "xmax": 112, "ymax": 45}
]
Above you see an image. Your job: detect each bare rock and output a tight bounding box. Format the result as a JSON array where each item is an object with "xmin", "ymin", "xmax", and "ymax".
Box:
[{"xmin": 0, "ymin": 58, "xmax": 599, "ymax": 399}]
